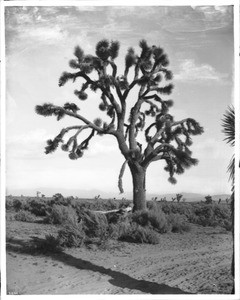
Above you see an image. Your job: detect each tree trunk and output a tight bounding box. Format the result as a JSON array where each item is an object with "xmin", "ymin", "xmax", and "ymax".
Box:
[{"xmin": 129, "ymin": 162, "xmax": 147, "ymax": 211}]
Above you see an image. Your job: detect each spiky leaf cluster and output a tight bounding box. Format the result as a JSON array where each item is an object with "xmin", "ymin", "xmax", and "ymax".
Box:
[
  {"xmin": 222, "ymin": 105, "xmax": 235, "ymax": 184},
  {"xmin": 59, "ymin": 72, "xmax": 75, "ymax": 87},
  {"xmin": 45, "ymin": 133, "xmax": 64, "ymax": 154},
  {"xmin": 96, "ymin": 39, "xmax": 120, "ymax": 61},
  {"xmin": 163, "ymin": 147, "xmax": 198, "ymax": 183},
  {"xmin": 63, "ymin": 103, "xmax": 80, "ymax": 113},
  {"xmin": 35, "ymin": 103, "xmax": 65, "ymax": 121},
  {"xmin": 222, "ymin": 105, "xmax": 235, "ymax": 147},
  {"xmin": 125, "ymin": 47, "xmax": 137, "ymax": 73}
]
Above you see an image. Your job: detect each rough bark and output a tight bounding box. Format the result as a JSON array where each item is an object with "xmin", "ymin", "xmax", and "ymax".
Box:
[{"xmin": 129, "ymin": 162, "xmax": 147, "ymax": 211}]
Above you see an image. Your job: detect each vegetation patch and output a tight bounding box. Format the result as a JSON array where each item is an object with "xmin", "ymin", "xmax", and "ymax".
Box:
[
  {"xmin": 118, "ymin": 223, "xmax": 160, "ymax": 244},
  {"xmin": 14, "ymin": 210, "xmax": 36, "ymax": 223},
  {"xmin": 57, "ymin": 220, "xmax": 85, "ymax": 248},
  {"xmin": 45, "ymin": 204, "xmax": 78, "ymax": 225}
]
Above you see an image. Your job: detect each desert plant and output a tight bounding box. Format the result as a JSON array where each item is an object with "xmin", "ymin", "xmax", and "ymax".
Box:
[
  {"xmin": 118, "ymin": 223, "xmax": 160, "ymax": 244},
  {"xmin": 148, "ymin": 209, "xmax": 169, "ymax": 233},
  {"xmin": 131, "ymin": 207, "xmax": 169, "ymax": 233},
  {"xmin": 26, "ymin": 198, "xmax": 48, "ymax": 216},
  {"xmin": 147, "ymin": 200, "xmax": 158, "ymax": 211},
  {"xmin": 79, "ymin": 210, "xmax": 108, "ymax": 238},
  {"xmin": 45, "ymin": 204, "xmax": 78, "ymax": 225},
  {"xmin": 12, "ymin": 199, "xmax": 22, "ymax": 212},
  {"xmin": 53, "ymin": 193, "xmax": 64, "ymax": 200},
  {"xmin": 205, "ymin": 195, "xmax": 213, "ymax": 204},
  {"xmin": 167, "ymin": 213, "xmax": 191, "ymax": 233},
  {"xmin": 176, "ymin": 193, "xmax": 183, "ymax": 203},
  {"xmin": 6, "ymin": 198, "xmax": 13, "ymax": 211},
  {"xmin": 118, "ymin": 198, "xmax": 132, "ymax": 209},
  {"xmin": 14, "ymin": 210, "xmax": 36, "ymax": 222},
  {"xmin": 35, "ymin": 39, "xmax": 203, "ymax": 212},
  {"xmin": 222, "ymin": 219, "xmax": 232, "ymax": 231},
  {"xmin": 57, "ymin": 220, "xmax": 85, "ymax": 247}
]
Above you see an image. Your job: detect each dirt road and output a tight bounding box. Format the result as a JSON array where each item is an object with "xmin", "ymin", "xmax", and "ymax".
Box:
[{"xmin": 6, "ymin": 221, "xmax": 233, "ymax": 295}]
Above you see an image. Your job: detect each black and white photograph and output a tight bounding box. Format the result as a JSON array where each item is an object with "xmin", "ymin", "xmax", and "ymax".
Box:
[{"xmin": 1, "ymin": 1, "xmax": 239, "ymax": 297}]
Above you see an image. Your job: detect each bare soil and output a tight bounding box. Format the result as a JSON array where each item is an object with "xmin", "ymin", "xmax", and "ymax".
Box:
[{"xmin": 6, "ymin": 218, "xmax": 233, "ymax": 295}]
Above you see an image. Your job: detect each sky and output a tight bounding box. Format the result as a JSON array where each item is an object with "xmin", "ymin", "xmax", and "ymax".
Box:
[{"xmin": 5, "ymin": 5, "xmax": 234, "ymax": 198}]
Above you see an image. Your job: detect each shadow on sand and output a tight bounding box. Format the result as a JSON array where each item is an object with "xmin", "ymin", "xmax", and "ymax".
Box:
[{"xmin": 7, "ymin": 237, "xmax": 194, "ymax": 295}]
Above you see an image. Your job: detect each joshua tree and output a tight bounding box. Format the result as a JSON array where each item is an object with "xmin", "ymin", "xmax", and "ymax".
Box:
[
  {"xmin": 53, "ymin": 193, "xmax": 64, "ymax": 200},
  {"xmin": 160, "ymin": 197, "xmax": 167, "ymax": 202},
  {"xmin": 94, "ymin": 195, "xmax": 101, "ymax": 200},
  {"xmin": 205, "ymin": 195, "xmax": 213, "ymax": 204},
  {"xmin": 172, "ymin": 193, "xmax": 183, "ymax": 203},
  {"xmin": 35, "ymin": 39, "xmax": 203, "ymax": 211},
  {"xmin": 222, "ymin": 105, "xmax": 235, "ymax": 293}
]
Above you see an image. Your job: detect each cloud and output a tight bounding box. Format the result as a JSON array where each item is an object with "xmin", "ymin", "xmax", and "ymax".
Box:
[
  {"xmin": 7, "ymin": 129, "xmax": 51, "ymax": 145},
  {"xmin": 163, "ymin": 6, "xmax": 232, "ymax": 33},
  {"xmin": 174, "ymin": 59, "xmax": 229, "ymax": 83},
  {"xmin": 87, "ymin": 141, "xmax": 117, "ymax": 157},
  {"xmin": 22, "ymin": 25, "xmax": 68, "ymax": 43},
  {"xmin": 6, "ymin": 129, "xmax": 53, "ymax": 159}
]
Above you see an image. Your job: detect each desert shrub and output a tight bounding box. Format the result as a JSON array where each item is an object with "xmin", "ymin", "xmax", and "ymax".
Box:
[
  {"xmin": 105, "ymin": 199, "xmax": 119, "ymax": 210},
  {"xmin": 160, "ymin": 202, "xmax": 171, "ymax": 215},
  {"xmin": 6, "ymin": 198, "xmax": 14, "ymax": 211},
  {"xmin": 105, "ymin": 211, "xmax": 128, "ymax": 224},
  {"xmin": 118, "ymin": 223, "xmax": 160, "ymax": 244},
  {"xmin": 6, "ymin": 213, "xmax": 15, "ymax": 221},
  {"xmin": 195, "ymin": 205, "xmax": 213, "ymax": 219},
  {"xmin": 212, "ymin": 204, "xmax": 230, "ymax": 220},
  {"xmin": 45, "ymin": 204, "xmax": 78, "ymax": 225},
  {"xmin": 57, "ymin": 220, "xmax": 85, "ymax": 247},
  {"xmin": 80, "ymin": 210, "xmax": 109, "ymax": 238},
  {"xmin": 188, "ymin": 213, "xmax": 198, "ymax": 224},
  {"xmin": 14, "ymin": 210, "xmax": 36, "ymax": 222},
  {"xmin": 193, "ymin": 205, "xmax": 213, "ymax": 227},
  {"xmin": 131, "ymin": 210, "xmax": 150, "ymax": 227},
  {"xmin": 189, "ymin": 203, "xmax": 231, "ymax": 228},
  {"xmin": 167, "ymin": 213, "xmax": 191, "ymax": 233},
  {"xmin": 222, "ymin": 219, "xmax": 232, "ymax": 231},
  {"xmin": 27, "ymin": 199, "xmax": 48, "ymax": 216},
  {"xmin": 107, "ymin": 223, "xmax": 121, "ymax": 239},
  {"xmin": 53, "ymin": 193, "xmax": 64, "ymax": 201},
  {"xmin": 12, "ymin": 199, "xmax": 22, "ymax": 212},
  {"xmin": 131, "ymin": 208, "xmax": 169, "ymax": 233},
  {"xmin": 147, "ymin": 200, "xmax": 158, "ymax": 211},
  {"xmin": 118, "ymin": 199, "xmax": 132, "ymax": 209},
  {"xmin": 148, "ymin": 210, "xmax": 169, "ymax": 233},
  {"xmin": 48, "ymin": 195, "xmax": 72, "ymax": 207}
]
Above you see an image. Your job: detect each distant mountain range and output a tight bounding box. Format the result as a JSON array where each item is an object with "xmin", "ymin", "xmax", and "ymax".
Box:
[{"xmin": 7, "ymin": 188, "xmax": 231, "ymax": 202}]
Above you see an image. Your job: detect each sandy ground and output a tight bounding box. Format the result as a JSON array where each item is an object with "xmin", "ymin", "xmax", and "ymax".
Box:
[{"xmin": 6, "ymin": 219, "xmax": 233, "ymax": 295}]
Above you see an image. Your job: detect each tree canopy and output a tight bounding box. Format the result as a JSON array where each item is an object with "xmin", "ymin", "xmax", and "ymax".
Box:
[{"xmin": 36, "ymin": 39, "xmax": 203, "ymax": 197}]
